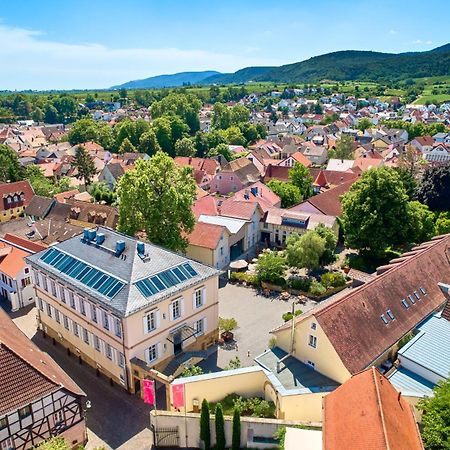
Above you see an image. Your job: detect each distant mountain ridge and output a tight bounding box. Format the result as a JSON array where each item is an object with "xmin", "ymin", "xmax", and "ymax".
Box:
[
  {"xmin": 112, "ymin": 43, "xmax": 450, "ymax": 89},
  {"xmin": 111, "ymin": 70, "xmax": 221, "ymax": 89}
]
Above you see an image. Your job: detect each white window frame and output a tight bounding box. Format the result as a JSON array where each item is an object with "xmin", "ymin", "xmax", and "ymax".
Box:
[
  {"xmin": 193, "ymin": 288, "xmax": 205, "ymax": 309},
  {"xmin": 194, "ymin": 317, "xmax": 206, "ymax": 336},
  {"xmin": 147, "ymin": 343, "xmax": 158, "ymax": 363},
  {"xmin": 143, "ymin": 310, "xmax": 158, "ymax": 334},
  {"xmin": 170, "ymin": 298, "xmax": 182, "ymax": 321},
  {"xmin": 105, "ymin": 343, "xmax": 113, "ymax": 360},
  {"xmin": 308, "ymin": 335, "xmax": 317, "ymax": 348},
  {"xmin": 94, "ymin": 335, "xmax": 101, "ymax": 352}
]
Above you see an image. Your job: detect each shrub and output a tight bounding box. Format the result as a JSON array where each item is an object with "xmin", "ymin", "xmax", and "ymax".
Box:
[
  {"xmin": 232, "ymin": 408, "xmax": 241, "ymax": 450},
  {"xmin": 180, "ymin": 365, "xmax": 203, "ymax": 378},
  {"xmin": 282, "ymin": 309, "xmax": 302, "ymax": 322},
  {"xmin": 256, "ymin": 251, "xmax": 287, "ymax": 284},
  {"xmin": 320, "ymin": 272, "xmax": 346, "ymax": 289},
  {"xmin": 200, "ymin": 399, "xmax": 211, "ymax": 450},
  {"xmin": 288, "ymin": 276, "xmax": 312, "ymax": 292},
  {"xmin": 218, "ymin": 317, "xmax": 237, "ymax": 332},
  {"xmin": 225, "ymin": 356, "xmax": 241, "ymax": 370},
  {"xmin": 230, "ymin": 272, "xmax": 259, "ymax": 285},
  {"xmin": 268, "ymin": 337, "xmax": 277, "ymax": 348},
  {"xmin": 215, "ymin": 403, "xmax": 226, "ymax": 450},
  {"xmin": 308, "ymin": 280, "xmax": 326, "ymax": 296}
]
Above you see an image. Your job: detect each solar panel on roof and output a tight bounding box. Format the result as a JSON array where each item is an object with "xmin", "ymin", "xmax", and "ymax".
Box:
[
  {"xmin": 39, "ymin": 248, "xmax": 125, "ymax": 299},
  {"xmin": 135, "ymin": 262, "xmax": 198, "ymax": 298}
]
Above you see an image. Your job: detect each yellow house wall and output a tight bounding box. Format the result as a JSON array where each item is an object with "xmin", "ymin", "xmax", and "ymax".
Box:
[
  {"xmin": 173, "ymin": 369, "xmax": 268, "ymax": 412},
  {"xmin": 274, "ymin": 316, "xmax": 351, "ymax": 384},
  {"xmin": 185, "ymin": 245, "xmax": 214, "ymax": 267},
  {"xmin": 278, "ymin": 392, "xmax": 326, "ymax": 422},
  {"xmin": 0, "ymin": 206, "xmax": 26, "ymax": 222}
]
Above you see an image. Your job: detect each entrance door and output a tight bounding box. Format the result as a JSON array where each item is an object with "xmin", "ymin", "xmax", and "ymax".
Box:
[
  {"xmin": 174, "ymin": 341, "xmax": 182, "ymax": 355},
  {"xmin": 134, "ymin": 378, "xmax": 141, "ymax": 395}
]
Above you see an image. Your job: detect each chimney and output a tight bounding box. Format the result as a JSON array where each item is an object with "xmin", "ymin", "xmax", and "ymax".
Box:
[
  {"xmin": 137, "ymin": 241, "xmax": 145, "ymax": 255},
  {"xmin": 96, "ymin": 233, "xmax": 105, "ymax": 246},
  {"xmin": 115, "ymin": 240, "xmax": 125, "ymax": 256}
]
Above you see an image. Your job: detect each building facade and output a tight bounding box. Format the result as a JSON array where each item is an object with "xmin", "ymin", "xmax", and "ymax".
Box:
[
  {"xmin": 0, "ymin": 308, "xmax": 86, "ymax": 450},
  {"xmin": 0, "ymin": 181, "xmax": 34, "ymax": 223},
  {"xmin": 27, "ymin": 227, "xmax": 221, "ymax": 396}
]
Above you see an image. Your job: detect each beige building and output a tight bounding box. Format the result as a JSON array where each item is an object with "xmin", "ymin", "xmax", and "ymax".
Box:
[{"xmin": 27, "ymin": 227, "xmax": 221, "ymax": 397}]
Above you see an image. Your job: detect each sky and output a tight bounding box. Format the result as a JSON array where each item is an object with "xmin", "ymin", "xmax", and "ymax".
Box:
[{"xmin": 0, "ymin": 0, "xmax": 448, "ymax": 90}]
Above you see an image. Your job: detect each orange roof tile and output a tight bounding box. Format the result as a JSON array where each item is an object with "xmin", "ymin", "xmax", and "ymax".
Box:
[
  {"xmin": 323, "ymin": 367, "xmax": 424, "ymax": 450},
  {"xmin": 0, "ymin": 242, "xmax": 30, "ymax": 278},
  {"xmin": 187, "ymin": 222, "xmax": 227, "ymax": 250},
  {"xmin": 2, "ymin": 233, "xmax": 47, "ymax": 253}
]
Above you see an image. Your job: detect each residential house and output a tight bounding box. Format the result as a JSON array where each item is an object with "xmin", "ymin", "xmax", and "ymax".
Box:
[
  {"xmin": 278, "ymin": 152, "xmax": 312, "ymax": 169},
  {"xmin": 233, "ymin": 182, "xmax": 281, "ymax": 213},
  {"xmin": 27, "ymin": 227, "xmax": 221, "ymax": 395},
  {"xmin": 98, "ymin": 162, "xmax": 134, "ymax": 190},
  {"xmin": 388, "ymin": 300, "xmax": 450, "ymax": 400},
  {"xmin": 174, "ymin": 157, "xmax": 220, "ymax": 190},
  {"xmin": 25, "ymin": 195, "xmax": 55, "ymax": 221},
  {"xmin": 261, "ymin": 209, "xmax": 338, "ymax": 247},
  {"xmin": 271, "ymin": 234, "xmax": 450, "ymax": 385},
  {"xmin": 186, "ymin": 222, "xmax": 230, "ymax": 269},
  {"xmin": 262, "ymin": 165, "xmax": 290, "ymax": 183},
  {"xmin": 323, "ymin": 367, "xmax": 424, "ymax": 450},
  {"xmin": 325, "ymin": 159, "xmax": 355, "ymax": 172},
  {"xmin": 422, "ymin": 143, "xmax": 450, "ymax": 163},
  {"xmin": 302, "ymin": 145, "xmax": 328, "ymax": 166},
  {"xmin": 0, "ymin": 308, "xmax": 86, "ymax": 450},
  {"xmin": 291, "ymin": 180, "xmax": 354, "ymax": 217},
  {"xmin": 411, "ymin": 136, "xmax": 434, "ymax": 153},
  {"xmin": 210, "ymin": 158, "xmax": 260, "ymax": 195},
  {"xmin": 0, "ymin": 181, "xmax": 34, "ymax": 223}
]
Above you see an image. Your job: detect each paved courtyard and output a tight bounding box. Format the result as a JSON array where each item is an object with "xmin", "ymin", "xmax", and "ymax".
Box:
[{"xmin": 201, "ymin": 282, "xmax": 317, "ymax": 372}]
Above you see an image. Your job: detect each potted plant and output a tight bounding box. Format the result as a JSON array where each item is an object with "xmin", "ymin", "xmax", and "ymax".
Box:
[{"xmin": 218, "ymin": 317, "xmax": 237, "ymax": 342}]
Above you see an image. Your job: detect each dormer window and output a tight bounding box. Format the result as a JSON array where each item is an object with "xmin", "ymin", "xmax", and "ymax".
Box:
[
  {"xmin": 386, "ymin": 309, "xmax": 395, "ymax": 321},
  {"xmin": 380, "ymin": 314, "xmax": 389, "ymax": 325}
]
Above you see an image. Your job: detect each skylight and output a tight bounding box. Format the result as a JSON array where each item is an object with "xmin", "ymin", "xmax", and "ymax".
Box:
[
  {"xmin": 408, "ymin": 294, "xmax": 415, "ymax": 304},
  {"xmin": 414, "ymin": 291, "xmax": 420, "ymax": 300},
  {"xmin": 401, "ymin": 299, "xmax": 409, "ymax": 309},
  {"xmin": 380, "ymin": 314, "xmax": 389, "ymax": 325},
  {"xmin": 420, "ymin": 287, "xmax": 427, "ymax": 295},
  {"xmin": 135, "ymin": 262, "xmax": 198, "ymax": 298},
  {"xmin": 39, "ymin": 248, "xmax": 125, "ymax": 299},
  {"xmin": 386, "ymin": 309, "xmax": 395, "ymax": 320}
]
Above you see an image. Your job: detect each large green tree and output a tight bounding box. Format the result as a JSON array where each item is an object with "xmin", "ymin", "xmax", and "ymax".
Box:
[
  {"xmin": 116, "ymin": 152, "xmax": 196, "ymax": 252},
  {"xmin": 150, "ymin": 93, "xmax": 201, "ymax": 134},
  {"xmin": 289, "ymin": 162, "xmax": 313, "ymax": 199},
  {"xmin": 267, "ymin": 180, "xmax": 302, "ymax": 208},
  {"xmin": 417, "ymin": 163, "xmax": 450, "ymax": 212},
  {"xmin": 68, "ymin": 118, "xmax": 114, "ymax": 149},
  {"xmin": 314, "ymin": 223, "xmax": 338, "ymax": 265},
  {"xmin": 419, "ymin": 378, "xmax": 450, "ymax": 450},
  {"xmin": 0, "ymin": 144, "xmax": 23, "ymax": 182},
  {"xmin": 407, "ymin": 201, "xmax": 435, "ymax": 244},
  {"xmin": 285, "ymin": 231, "xmax": 326, "ymax": 271},
  {"xmin": 139, "ymin": 129, "xmax": 161, "ymax": 155},
  {"xmin": 73, "ymin": 145, "xmax": 97, "ymax": 187},
  {"xmin": 341, "ymin": 168, "xmax": 412, "ymax": 256},
  {"xmin": 329, "ymin": 134, "xmax": 355, "ymax": 160},
  {"xmin": 174, "ymin": 137, "xmax": 196, "ymax": 157}
]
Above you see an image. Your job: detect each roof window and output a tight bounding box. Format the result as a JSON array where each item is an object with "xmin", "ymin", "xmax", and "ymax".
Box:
[
  {"xmin": 420, "ymin": 287, "xmax": 427, "ymax": 295},
  {"xmin": 380, "ymin": 314, "xmax": 389, "ymax": 325},
  {"xmin": 408, "ymin": 294, "xmax": 415, "ymax": 304},
  {"xmin": 386, "ymin": 309, "xmax": 395, "ymax": 320},
  {"xmin": 414, "ymin": 291, "xmax": 420, "ymax": 300},
  {"xmin": 401, "ymin": 299, "xmax": 409, "ymax": 309}
]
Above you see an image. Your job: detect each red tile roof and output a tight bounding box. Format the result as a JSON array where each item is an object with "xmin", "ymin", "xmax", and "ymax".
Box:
[
  {"xmin": 315, "ymin": 234, "xmax": 450, "ymax": 374},
  {"xmin": 192, "ymin": 196, "xmax": 219, "ymax": 218},
  {"xmin": 218, "ymin": 200, "xmax": 258, "ymax": 221},
  {"xmin": 290, "ymin": 151, "xmax": 312, "ymax": 167},
  {"xmin": 187, "ymin": 222, "xmax": 226, "ymax": 250},
  {"xmin": 0, "ymin": 242, "xmax": 29, "ymax": 278},
  {"xmin": 312, "ymin": 170, "xmax": 359, "ymax": 188},
  {"xmin": 0, "ymin": 308, "xmax": 84, "ymax": 415},
  {"xmin": 174, "ymin": 157, "xmax": 219, "ymax": 177},
  {"xmin": 2, "ymin": 233, "xmax": 48, "ymax": 253},
  {"xmin": 323, "ymin": 367, "xmax": 424, "ymax": 450},
  {"xmin": 0, "ymin": 180, "xmax": 34, "ymax": 209},
  {"xmin": 263, "ymin": 164, "xmax": 290, "ymax": 183},
  {"xmin": 297, "ymin": 180, "xmax": 354, "ymax": 216}
]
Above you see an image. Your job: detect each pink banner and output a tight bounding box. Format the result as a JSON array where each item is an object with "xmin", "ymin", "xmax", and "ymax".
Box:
[
  {"xmin": 172, "ymin": 384, "xmax": 185, "ymax": 409},
  {"xmin": 143, "ymin": 379, "xmax": 155, "ymax": 406}
]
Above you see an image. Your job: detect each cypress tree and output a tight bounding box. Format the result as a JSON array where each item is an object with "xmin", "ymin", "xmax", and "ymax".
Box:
[
  {"xmin": 200, "ymin": 398, "xmax": 211, "ymax": 450},
  {"xmin": 215, "ymin": 403, "xmax": 225, "ymax": 450},
  {"xmin": 232, "ymin": 407, "xmax": 241, "ymax": 450}
]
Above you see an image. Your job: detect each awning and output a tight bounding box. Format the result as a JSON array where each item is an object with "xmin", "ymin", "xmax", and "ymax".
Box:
[
  {"xmin": 229, "ymin": 259, "xmax": 248, "ymax": 270},
  {"xmin": 167, "ymin": 324, "xmax": 197, "ymax": 345}
]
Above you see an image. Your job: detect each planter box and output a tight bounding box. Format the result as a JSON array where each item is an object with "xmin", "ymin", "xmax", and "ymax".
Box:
[{"xmin": 221, "ymin": 331, "xmax": 234, "ymax": 342}]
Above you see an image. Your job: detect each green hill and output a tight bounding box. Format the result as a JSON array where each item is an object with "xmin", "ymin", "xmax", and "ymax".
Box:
[
  {"xmin": 203, "ymin": 45, "xmax": 450, "ymax": 85},
  {"xmin": 111, "ymin": 71, "xmax": 221, "ymax": 89}
]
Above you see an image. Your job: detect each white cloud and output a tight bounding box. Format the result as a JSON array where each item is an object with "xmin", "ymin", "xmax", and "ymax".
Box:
[
  {"xmin": 0, "ymin": 23, "xmax": 286, "ymax": 90},
  {"xmin": 389, "ymin": 29, "xmax": 397, "ymax": 35},
  {"xmin": 410, "ymin": 39, "xmax": 433, "ymax": 45}
]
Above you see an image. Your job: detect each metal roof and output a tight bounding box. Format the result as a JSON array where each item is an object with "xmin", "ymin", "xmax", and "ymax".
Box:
[{"xmin": 27, "ymin": 227, "xmax": 220, "ymax": 317}]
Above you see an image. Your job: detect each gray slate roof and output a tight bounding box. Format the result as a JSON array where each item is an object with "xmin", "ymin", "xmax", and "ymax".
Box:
[{"xmin": 27, "ymin": 227, "xmax": 220, "ymax": 317}]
